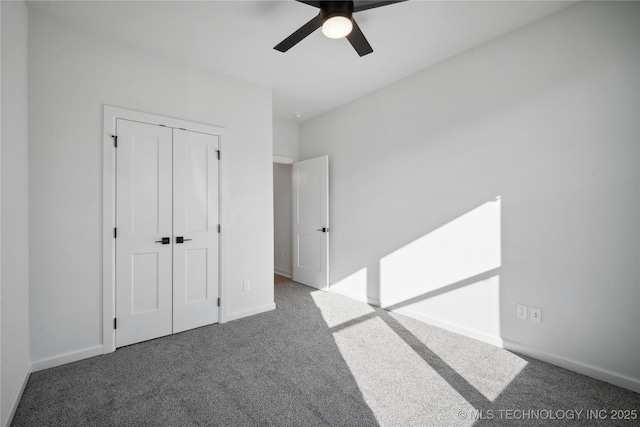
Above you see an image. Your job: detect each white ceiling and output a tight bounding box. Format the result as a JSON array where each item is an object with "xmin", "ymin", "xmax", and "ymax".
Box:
[{"xmin": 27, "ymin": 0, "xmax": 576, "ymax": 122}]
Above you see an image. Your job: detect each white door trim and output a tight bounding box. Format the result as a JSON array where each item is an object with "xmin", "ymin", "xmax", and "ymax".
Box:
[
  {"xmin": 273, "ymin": 155, "xmax": 297, "ymax": 164},
  {"xmin": 102, "ymin": 105, "xmax": 227, "ymax": 354}
]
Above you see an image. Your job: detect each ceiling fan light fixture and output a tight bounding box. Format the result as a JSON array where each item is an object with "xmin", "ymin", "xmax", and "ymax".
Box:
[
  {"xmin": 274, "ymin": 0, "xmax": 405, "ymax": 56},
  {"xmin": 322, "ymin": 15, "xmax": 353, "ymax": 39}
]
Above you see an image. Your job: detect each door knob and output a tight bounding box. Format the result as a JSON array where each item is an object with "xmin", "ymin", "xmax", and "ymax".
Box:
[
  {"xmin": 155, "ymin": 237, "xmax": 171, "ymax": 244},
  {"xmin": 176, "ymin": 236, "xmax": 192, "ymax": 244},
  {"xmin": 316, "ymin": 227, "xmax": 330, "ymax": 233}
]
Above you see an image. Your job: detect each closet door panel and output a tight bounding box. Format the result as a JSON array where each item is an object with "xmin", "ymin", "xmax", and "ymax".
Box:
[
  {"xmin": 172, "ymin": 129, "xmax": 219, "ymax": 333},
  {"xmin": 115, "ymin": 119, "xmax": 173, "ymax": 348}
]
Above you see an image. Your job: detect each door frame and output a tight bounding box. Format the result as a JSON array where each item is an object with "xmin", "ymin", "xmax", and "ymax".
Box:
[
  {"xmin": 273, "ymin": 155, "xmax": 297, "ymax": 279},
  {"xmin": 102, "ymin": 105, "xmax": 227, "ymax": 354}
]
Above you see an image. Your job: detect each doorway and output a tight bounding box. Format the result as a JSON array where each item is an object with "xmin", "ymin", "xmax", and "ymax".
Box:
[
  {"xmin": 273, "ymin": 162, "xmax": 293, "ymax": 281},
  {"xmin": 272, "ymin": 156, "xmax": 330, "ymax": 290},
  {"xmin": 291, "ymin": 156, "xmax": 329, "ymax": 290}
]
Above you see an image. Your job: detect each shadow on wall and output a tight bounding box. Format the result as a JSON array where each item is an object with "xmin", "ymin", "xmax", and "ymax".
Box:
[{"xmin": 330, "ymin": 197, "xmax": 502, "ymax": 344}]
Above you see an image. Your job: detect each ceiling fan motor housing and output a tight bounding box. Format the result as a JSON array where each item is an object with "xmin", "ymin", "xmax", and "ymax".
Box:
[{"xmin": 321, "ymin": 1, "xmax": 354, "ymax": 23}]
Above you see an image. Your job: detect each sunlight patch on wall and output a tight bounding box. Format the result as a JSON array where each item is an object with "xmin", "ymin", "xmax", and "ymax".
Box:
[
  {"xmin": 379, "ymin": 197, "xmax": 502, "ymax": 340},
  {"xmin": 328, "ymin": 267, "xmax": 373, "ymax": 304}
]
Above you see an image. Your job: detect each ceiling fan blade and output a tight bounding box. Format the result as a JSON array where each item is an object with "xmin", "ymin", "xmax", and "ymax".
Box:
[
  {"xmin": 346, "ymin": 19, "xmax": 373, "ymax": 57},
  {"xmin": 353, "ymin": 0, "xmax": 407, "ymax": 13},
  {"xmin": 295, "ymin": 0, "xmax": 322, "ymax": 8},
  {"xmin": 274, "ymin": 14, "xmax": 323, "ymax": 52}
]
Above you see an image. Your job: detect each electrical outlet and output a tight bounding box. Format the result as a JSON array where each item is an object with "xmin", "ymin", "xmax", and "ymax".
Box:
[
  {"xmin": 530, "ymin": 307, "xmax": 542, "ymax": 323},
  {"xmin": 243, "ymin": 280, "xmax": 250, "ymax": 291},
  {"xmin": 281, "ymin": 252, "xmax": 285, "ymax": 260},
  {"xmin": 517, "ymin": 304, "xmax": 528, "ymax": 320}
]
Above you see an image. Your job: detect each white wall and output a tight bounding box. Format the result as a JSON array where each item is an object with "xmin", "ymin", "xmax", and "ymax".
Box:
[
  {"xmin": 28, "ymin": 12, "xmax": 274, "ymax": 366},
  {"xmin": 273, "ymin": 163, "xmax": 292, "ymax": 277},
  {"xmin": 1, "ymin": 1, "xmax": 31, "ymax": 424},
  {"xmin": 273, "ymin": 117, "xmax": 299, "ymax": 159},
  {"xmin": 300, "ymin": 1, "xmax": 639, "ymax": 391}
]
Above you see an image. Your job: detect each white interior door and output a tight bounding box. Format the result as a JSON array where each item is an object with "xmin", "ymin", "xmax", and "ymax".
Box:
[
  {"xmin": 293, "ymin": 156, "xmax": 329, "ymax": 290},
  {"xmin": 172, "ymin": 129, "xmax": 219, "ymax": 333},
  {"xmin": 115, "ymin": 119, "xmax": 173, "ymax": 347},
  {"xmin": 116, "ymin": 121, "xmax": 220, "ymax": 348}
]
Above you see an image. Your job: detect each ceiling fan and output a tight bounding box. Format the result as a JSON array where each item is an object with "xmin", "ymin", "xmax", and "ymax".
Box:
[{"xmin": 274, "ymin": 1, "xmax": 407, "ymax": 57}]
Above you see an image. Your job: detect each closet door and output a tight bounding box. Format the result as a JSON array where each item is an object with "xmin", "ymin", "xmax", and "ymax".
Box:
[
  {"xmin": 115, "ymin": 119, "xmax": 173, "ymax": 348},
  {"xmin": 172, "ymin": 129, "xmax": 220, "ymax": 333}
]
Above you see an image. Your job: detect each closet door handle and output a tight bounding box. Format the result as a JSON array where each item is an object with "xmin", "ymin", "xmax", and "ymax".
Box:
[
  {"xmin": 155, "ymin": 237, "xmax": 171, "ymax": 244},
  {"xmin": 176, "ymin": 236, "xmax": 192, "ymax": 244}
]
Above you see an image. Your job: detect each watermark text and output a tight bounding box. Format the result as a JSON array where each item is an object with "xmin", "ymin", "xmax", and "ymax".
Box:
[{"xmin": 456, "ymin": 409, "xmax": 638, "ymax": 421}]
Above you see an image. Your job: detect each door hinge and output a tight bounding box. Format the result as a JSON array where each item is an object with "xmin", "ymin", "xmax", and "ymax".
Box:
[
  {"xmin": 218, "ymin": 224, "xmax": 221, "ymax": 233},
  {"xmin": 114, "ymin": 228, "xmax": 117, "ymax": 238},
  {"xmin": 112, "ymin": 135, "xmax": 118, "ymax": 147},
  {"xmin": 217, "ymin": 150, "xmax": 220, "ymax": 160},
  {"xmin": 113, "ymin": 318, "xmax": 117, "ymax": 329},
  {"xmin": 217, "ymin": 298, "xmax": 220, "ymax": 307}
]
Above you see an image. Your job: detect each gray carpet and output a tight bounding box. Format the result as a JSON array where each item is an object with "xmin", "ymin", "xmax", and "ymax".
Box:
[{"xmin": 12, "ymin": 281, "xmax": 640, "ymax": 426}]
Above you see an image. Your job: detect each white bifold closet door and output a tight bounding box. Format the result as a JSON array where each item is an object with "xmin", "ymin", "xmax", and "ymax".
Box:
[{"xmin": 115, "ymin": 119, "xmax": 219, "ymax": 348}]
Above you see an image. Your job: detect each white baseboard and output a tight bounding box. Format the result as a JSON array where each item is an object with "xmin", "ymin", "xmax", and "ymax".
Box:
[
  {"xmin": 330, "ymin": 286, "xmax": 504, "ymax": 348},
  {"xmin": 329, "ymin": 287, "xmax": 381, "ymax": 306},
  {"xmin": 330, "ymin": 289, "xmax": 640, "ymax": 393},
  {"xmin": 383, "ymin": 303, "xmax": 505, "ymax": 348},
  {"xmin": 503, "ymin": 339, "xmax": 640, "ymax": 393},
  {"xmin": 2, "ymin": 362, "xmax": 31, "ymax": 427},
  {"xmin": 31, "ymin": 344, "xmax": 104, "ymax": 372},
  {"xmin": 226, "ymin": 302, "xmax": 276, "ymax": 322},
  {"xmin": 274, "ymin": 268, "xmax": 291, "ymax": 278}
]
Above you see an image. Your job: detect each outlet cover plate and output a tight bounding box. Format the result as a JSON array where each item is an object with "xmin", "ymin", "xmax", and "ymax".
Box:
[
  {"xmin": 517, "ymin": 304, "xmax": 528, "ymax": 320},
  {"xmin": 530, "ymin": 307, "xmax": 542, "ymax": 323}
]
